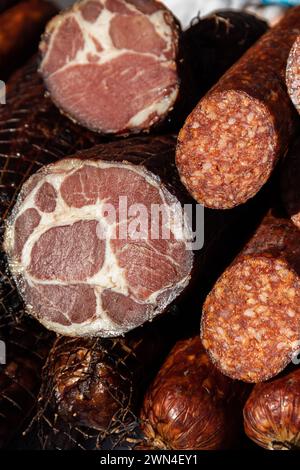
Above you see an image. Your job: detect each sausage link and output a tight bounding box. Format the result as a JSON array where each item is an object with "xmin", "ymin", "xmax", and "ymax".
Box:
[
  {"xmin": 286, "ymin": 35, "xmax": 300, "ymax": 115},
  {"xmin": 177, "ymin": 7, "xmax": 300, "ymax": 209},
  {"xmin": 201, "ymin": 212, "xmax": 300, "ymax": 383},
  {"xmin": 244, "ymin": 368, "xmax": 300, "ymax": 450}
]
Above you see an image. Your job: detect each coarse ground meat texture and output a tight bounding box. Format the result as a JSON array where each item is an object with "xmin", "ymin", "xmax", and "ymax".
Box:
[
  {"xmin": 39, "ymin": 0, "xmax": 180, "ymax": 135},
  {"xmin": 201, "ymin": 212, "xmax": 300, "ymax": 383},
  {"xmin": 4, "ymin": 138, "xmax": 194, "ymax": 337},
  {"xmin": 286, "ymin": 35, "xmax": 300, "ymax": 115},
  {"xmin": 176, "ymin": 7, "xmax": 300, "ymax": 209}
]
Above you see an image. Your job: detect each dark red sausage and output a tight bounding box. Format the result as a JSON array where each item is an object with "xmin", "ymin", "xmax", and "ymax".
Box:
[
  {"xmin": 201, "ymin": 212, "xmax": 300, "ymax": 383},
  {"xmin": 0, "ymin": 0, "xmax": 57, "ymax": 80},
  {"xmin": 176, "ymin": 7, "xmax": 300, "ymax": 209},
  {"xmin": 140, "ymin": 337, "xmax": 248, "ymax": 450},
  {"xmin": 244, "ymin": 369, "xmax": 300, "ymax": 450},
  {"xmin": 182, "ymin": 10, "xmax": 268, "ymax": 102},
  {"xmin": 286, "ymin": 36, "xmax": 300, "ymax": 115},
  {"xmin": 34, "ymin": 309, "xmax": 190, "ymax": 449}
]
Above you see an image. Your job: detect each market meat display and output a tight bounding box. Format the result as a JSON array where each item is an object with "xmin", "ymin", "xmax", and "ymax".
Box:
[
  {"xmin": 4, "ymin": 128, "xmax": 273, "ymax": 338},
  {"xmin": 176, "ymin": 7, "xmax": 300, "ymax": 209},
  {"xmin": 201, "ymin": 212, "xmax": 300, "ymax": 383},
  {"xmin": 1, "ymin": 0, "xmax": 300, "ymax": 452}
]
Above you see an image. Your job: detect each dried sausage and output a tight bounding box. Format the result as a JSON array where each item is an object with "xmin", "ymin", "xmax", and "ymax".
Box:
[
  {"xmin": 140, "ymin": 336, "xmax": 247, "ymax": 450},
  {"xmin": 201, "ymin": 212, "xmax": 300, "ymax": 383},
  {"xmin": 244, "ymin": 368, "xmax": 300, "ymax": 450},
  {"xmin": 286, "ymin": 36, "xmax": 300, "ymax": 115},
  {"xmin": 176, "ymin": 7, "xmax": 300, "ymax": 209}
]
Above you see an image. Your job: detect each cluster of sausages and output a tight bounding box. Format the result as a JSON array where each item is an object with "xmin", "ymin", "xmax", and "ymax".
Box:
[{"xmin": 1, "ymin": 0, "xmax": 300, "ymax": 452}]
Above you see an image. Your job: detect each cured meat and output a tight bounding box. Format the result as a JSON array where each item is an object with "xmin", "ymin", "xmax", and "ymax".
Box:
[
  {"xmin": 244, "ymin": 369, "xmax": 300, "ymax": 450},
  {"xmin": 4, "ymin": 131, "xmax": 275, "ymax": 338},
  {"xmin": 201, "ymin": 212, "xmax": 300, "ymax": 383},
  {"xmin": 0, "ymin": 59, "xmax": 103, "ymax": 447},
  {"xmin": 0, "ymin": 58, "xmax": 103, "ymax": 222},
  {"xmin": 4, "ymin": 136, "xmax": 194, "ymax": 337},
  {"xmin": 0, "ymin": 0, "xmax": 57, "ymax": 80},
  {"xmin": 176, "ymin": 7, "xmax": 300, "ymax": 209},
  {"xmin": 0, "ymin": 320, "xmax": 52, "ymax": 449},
  {"xmin": 182, "ymin": 10, "xmax": 268, "ymax": 102},
  {"xmin": 140, "ymin": 337, "xmax": 247, "ymax": 450},
  {"xmin": 35, "ymin": 310, "xmax": 183, "ymax": 449},
  {"xmin": 39, "ymin": 0, "xmax": 181, "ymax": 135},
  {"xmin": 286, "ymin": 36, "xmax": 300, "ymax": 115},
  {"xmin": 281, "ymin": 137, "xmax": 300, "ymax": 230}
]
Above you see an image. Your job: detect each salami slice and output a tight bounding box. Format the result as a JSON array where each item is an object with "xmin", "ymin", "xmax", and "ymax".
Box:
[
  {"xmin": 39, "ymin": 0, "xmax": 181, "ymax": 135},
  {"xmin": 286, "ymin": 36, "xmax": 300, "ymax": 114},
  {"xmin": 176, "ymin": 7, "xmax": 300, "ymax": 209},
  {"xmin": 201, "ymin": 212, "xmax": 300, "ymax": 383},
  {"xmin": 140, "ymin": 336, "xmax": 248, "ymax": 450},
  {"xmin": 281, "ymin": 137, "xmax": 300, "ymax": 230},
  {"xmin": 0, "ymin": 0, "xmax": 57, "ymax": 80}
]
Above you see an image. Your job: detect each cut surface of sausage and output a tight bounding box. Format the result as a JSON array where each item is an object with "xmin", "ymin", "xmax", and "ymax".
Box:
[
  {"xmin": 39, "ymin": 0, "xmax": 180, "ymax": 134},
  {"xmin": 176, "ymin": 7, "xmax": 300, "ymax": 209},
  {"xmin": 4, "ymin": 157, "xmax": 193, "ymax": 337},
  {"xmin": 201, "ymin": 213, "xmax": 300, "ymax": 383}
]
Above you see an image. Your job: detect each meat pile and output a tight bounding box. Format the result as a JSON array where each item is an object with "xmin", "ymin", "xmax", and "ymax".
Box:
[{"xmin": 1, "ymin": 0, "xmax": 300, "ymax": 452}]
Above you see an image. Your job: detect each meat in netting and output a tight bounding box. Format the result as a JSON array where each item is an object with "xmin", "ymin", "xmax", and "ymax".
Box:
[{"xmin": 4, "ymin": 158, "xmax": 193, "ymax": 337}]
